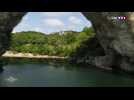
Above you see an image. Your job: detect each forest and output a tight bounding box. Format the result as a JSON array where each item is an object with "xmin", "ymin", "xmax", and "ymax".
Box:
[{"xmin": 9, "ymin": 27, "xmax": 95, "ymax": 57}]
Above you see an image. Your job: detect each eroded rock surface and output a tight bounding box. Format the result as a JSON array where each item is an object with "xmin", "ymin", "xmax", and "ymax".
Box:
[
  {"xmin": 0, "ymin": 12, "xmax": 26, "ymax": 55},
  {"xmin": 81, "ymin": 12, "xmax": 134, "ymax": 72}
]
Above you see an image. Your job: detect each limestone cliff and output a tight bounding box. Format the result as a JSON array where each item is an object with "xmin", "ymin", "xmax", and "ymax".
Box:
[
  {"xmin": 81, "ymin": 12, "xmax": 134, "ymax": 72},
  {"xmin": 0, "ymin": 12, "xmax": 26, "ymax": 55}
]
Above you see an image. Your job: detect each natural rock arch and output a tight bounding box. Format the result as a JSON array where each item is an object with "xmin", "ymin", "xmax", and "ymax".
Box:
[{"xmin": 1, "ymin": 12, "xmax": 134, "ymax": 72}]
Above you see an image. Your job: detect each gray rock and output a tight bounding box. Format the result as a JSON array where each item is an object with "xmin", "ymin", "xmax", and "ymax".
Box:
[
  {"xmin": 119, "ymin": 57, "xmax": 134, "ymax": 72},
  {"xmin": 82, "ymin": 12, "xmax": 134, "ymax": 72},
  {"xmin": 0, "ymin": 12, "xmax": 26, "ymax": 55}
]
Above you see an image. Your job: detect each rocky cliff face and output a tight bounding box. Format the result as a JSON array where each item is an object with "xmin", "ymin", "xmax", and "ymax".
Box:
[
  {"xmin": 0, "ymin": 12, "xmax": 134, "ymax": 72},
  {"xmin": 0, "ymin": 12, "xmax": 26, "ymax": 55},
  {"xmin": 81, "ymin": 12, "xmax": 134, "ymax": 72}
]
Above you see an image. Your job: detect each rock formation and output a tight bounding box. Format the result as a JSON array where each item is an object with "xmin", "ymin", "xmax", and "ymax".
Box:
[
  {"xmin": 0, "ymin": 12, "xmax": 134, "ymax": 72},
  {"xmin": 81, "ymin": 12, "xmax": 134, "ymax": 72},
  {"xmin": 0, "ymin": 12, "xmax": 26, "ymax": 55}
]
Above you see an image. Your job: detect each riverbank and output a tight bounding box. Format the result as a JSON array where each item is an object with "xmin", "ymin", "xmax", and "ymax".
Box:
[{"xmin": 2, "ymin": 51, "xmax": 68, "ymax": 59}]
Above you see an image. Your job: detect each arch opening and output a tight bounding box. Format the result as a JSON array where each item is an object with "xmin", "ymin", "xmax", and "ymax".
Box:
[
  {"xmin": 6, "ymin": 12, "xmax": 97, "ymax": 59},
  {"xmin": 12, "ymin": 12, "xmax": 92, "ymax": 34}
]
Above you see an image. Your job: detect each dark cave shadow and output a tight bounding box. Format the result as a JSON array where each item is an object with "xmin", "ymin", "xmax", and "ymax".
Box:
[
  {"xmin": 0, "ymin": 66, "xmax": 4, "ymax": 73},
  {"xmin": 0, "ymin": 59, "xmax": 6, "ymax": 73}
]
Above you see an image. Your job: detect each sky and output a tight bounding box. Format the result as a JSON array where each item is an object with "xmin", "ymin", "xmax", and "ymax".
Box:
[{"xmin": 13, "ymin": 12, "xmax": 92, "ymax": 34}]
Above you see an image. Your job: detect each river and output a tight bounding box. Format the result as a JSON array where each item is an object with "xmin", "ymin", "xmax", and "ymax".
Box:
[{"xmin": 0, "ymin": 58, "xmax": 134, "ymax": 87}]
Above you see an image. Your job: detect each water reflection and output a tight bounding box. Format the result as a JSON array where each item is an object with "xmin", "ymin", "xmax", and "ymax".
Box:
[
  {"xmin": 0, "ymin": 67, "xmax": 3, "ymax": 73},
  {"xmin": 1, "ymin": 58, "xmax": 134, "ymax": 87},
  {"xmin": 6, "ymin": 76, "xmax": 18, "ymax": 82},
  {"xmin": 0, "ymin": 62, "xmax": 4, "ymax": 73},
  {"xmin": 0, "ymin": 58, "xmax": 9, "ymax": 73}
]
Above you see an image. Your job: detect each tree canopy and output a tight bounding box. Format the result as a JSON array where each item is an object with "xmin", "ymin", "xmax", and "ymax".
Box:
[{"xmin": 9, "ymin": 27, "xmax": 95, "ymax": 57}]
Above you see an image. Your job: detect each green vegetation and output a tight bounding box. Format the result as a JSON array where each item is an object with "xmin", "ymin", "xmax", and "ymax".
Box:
[{"xmin": 9, "ymin": 27, "xmax": 95, "ymax": 57}]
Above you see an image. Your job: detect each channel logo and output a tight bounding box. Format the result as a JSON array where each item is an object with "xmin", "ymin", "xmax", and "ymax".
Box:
[{"xmin": 107, "ymin": 16, "xmax": 126, "ymax": 21}]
